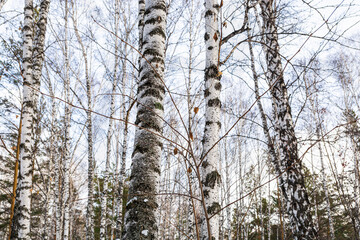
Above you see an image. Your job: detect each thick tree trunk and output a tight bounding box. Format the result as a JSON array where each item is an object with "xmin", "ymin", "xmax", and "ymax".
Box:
[
  {"xmin": 11, "ymin": 0, "xmax": 49, "ymax": 238},
  {"xmin": 201, "ymin": 0, "xmax": 222, "ymax": 239},
  {"xmin": 121, "ymin": 0, "xmax": 166, "ymax": 239},
  {"xmin": 259, "ymin": 1, "xmax": 317, "ymax": 239}
]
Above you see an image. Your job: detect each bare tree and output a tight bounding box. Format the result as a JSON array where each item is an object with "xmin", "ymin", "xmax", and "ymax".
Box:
[
  {"xmin": 200, "ymin": 0, "xmax": 222, "ymax": 239},
  {"xmin": 121, "ymin": 0, "xmax": 167, "ymax": 239},
  {"xmin": 10, "ymin": 0, "xmax": 50, "ymax": 238},
  {"xmin": 259, "ymin": 0, "xmax": 317, "ymax": 238}
]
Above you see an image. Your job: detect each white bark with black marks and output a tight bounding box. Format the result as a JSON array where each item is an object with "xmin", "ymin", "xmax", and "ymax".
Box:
[
  {"xmin": 10, "ymin": 1, "xmax": 34, "ymax": 238},
  {"xmin": 11, "ymin": 0, "xmax": 50, "ymax": 238},
  {"xmin": 71, "ymin": 7, "xmax": 95, "ymax": 239},
  {"xmin": 121, "ymin": 0, "xmax": 166, "ymax": 239},
  {"xmin": 62, "ymin": 0, "xmax": 71, "ymax": 238},
  {"xmin": 201, "ymin": 0, "xmax": 222, "ymax": 239},
  {"xmin": 114, "ymin": 41, "xmax": 130, "ymax": 240},
  {"xmin": 100, "ymin": 23, "xmax": 120, "ymax": 240},
  {"xmin": 259, "ymin": 0, "xmax": 317, "ymax": 239}
]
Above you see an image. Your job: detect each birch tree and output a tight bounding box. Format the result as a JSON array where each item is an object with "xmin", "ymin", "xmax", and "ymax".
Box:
[
  {"xmin": 100, "ymin": 7, "xmax": 120, "ymax": 240},
  {"xmin": 71, "ymin": 4, "xmax": 95, "ymax": 239},
  {"xmin": 259, "ymin": 0, "xmax": 317, "ymax": 239},
  {"xmin": 11, "ymin": 0, "xmax": 50, "ymax": 238},
  {"xmin": 62, "ymin": 0, "xmax": 71, "ymax": 238},
  {"xmin": 201, "ymin": 0, "xmax": 222, "ymax": 239},
  {"xmin": 121, "ymin": 0, "xmax": 167, "ymax": 239}
]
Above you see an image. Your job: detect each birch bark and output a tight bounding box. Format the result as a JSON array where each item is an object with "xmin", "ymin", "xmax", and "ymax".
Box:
[
  {"xmin": 71, "ymin": 7, "xmax": 95, "ymax": 239},
  {"xmin": 259, "ymin": 0, "xmax": 317, "ymax": 239},
  {"xmin": 11, "ymin": 0, "xmax": 50, "ymax": 238},
  {"xmin": 44, "ymin": 73, "xmax": 56, "ymax": 240},
  {"xmin": 62, "ymin": 0, "xmax": 71, "ymax": 238},
  {"xmin": 114, "ymin": 44, "xmax": 130, "ymax": 240},
  {"xmin": 100, "ymin": 8, "xmax": 121, "ymax": 239},
  {"xmin": 201, "ymin": 0, "xmax": 222, "ymax": 239},
  {"xmin": 121, "ymin": 0, "xmax": 166, "ymax": 239}
]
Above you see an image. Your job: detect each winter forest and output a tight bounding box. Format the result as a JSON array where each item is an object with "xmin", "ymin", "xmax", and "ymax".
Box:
[{"xmin": 0, "ymin": 0, "xmax": 360, "ymax": 239}]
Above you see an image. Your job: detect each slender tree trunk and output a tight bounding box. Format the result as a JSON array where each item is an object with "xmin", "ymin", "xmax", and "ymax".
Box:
[
  {"xmin": 310, "ymin": 149, "xmax": 320, "ymax": 231},
  {"xmin": 259, "ymin": 1, "xmax": 317, "ymax": 239},
  {"xmin": 100, "ymin": 1, "xmax": 122, "ymax": 236},
  {"xmin": 8, "ymin": 113, "xmax": 22, "ymax": 240},
  {"xmin": 111, "ymin": 1, "xmax": 121, "ymax": 238},
  {"xmin": 44, "ymin": 75, "xmax": 57, "ymax": 240},
  {"xmin": 316, "ymin": 126, "xmax": 335, "ymax": 239},
  {"xmin": 258, "ymin": 155, "xmax": 264, "ymax": 240},
  {"xmin": 306, "ymin": 66, "xmax": 335, "ymax": 239},
  {"xmin": 201, "ymin": 0, "xmax": 222, "ymax": 239},
  {"xmin": 121, "ymin": 0, "xmax": 166, "ymax": 239},
  {"xmin": 184, "ymin": 1, "xmax": 199, "ymax": 237},
  {"xmin": 42, "ymin": 79, "xmax": 56, "ymax": 240},
  {"xmin": 71, "ymin": 7, "xmax": 95, "ymax": 239},
  {"xmin": 62, "ymin": 0, "xmax": 71, "ymax": 238},
  {"xmin": 55, "ymin": 140, "xmax": 62, "ymax": 239},
  {"xmin": 186, "ymin": 172, "xmax": 196, "ymax": 240},
  {"xmin": 114, "ymin": 112, "xmax": 128, "ymax": 239},
  {"xmin": 224, "ymin": 138, "xmax": 231, "ymax": 240},
  {"xmin": 114, "ymin": 58, "xmax": 132, "ymax": 239}
]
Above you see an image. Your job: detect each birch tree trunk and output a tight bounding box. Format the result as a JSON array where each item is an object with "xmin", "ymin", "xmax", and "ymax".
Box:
[
  {"xmin": 184, "ymin": 1, "xmax": 199, "ymax": 238},
  {"xmin": 114, "ymin": 43, "xmax": 131, "ymax": 240},
  {"xmin": 110, "ymin": 1, "xmax": 121, "ymax": 238},
  {"xmin": 316, "ymin": 127, "xmax": 335, "ymax": 239},
  {"xmin": 11, "ymin": 0, "xmax": 49, "ymax": 238},
  {"xmin": 100, "ymin": 23, "xmax": 119, "ymax": 240},
  {"xmin": 114, "ymin": 103, "xmax": 129, "ymax": 240},
  {"xmin": 259, "ymin": 1, "xmax": 317, "ymax": 239},
  {"xmin": 121, "ymin": 0, "xmax": 166, "ymax": 239},
  {"xmin": 62, "ymin": 0, "xmax": 71, "ymax": 238},
  {"xmin": 55, "ymin": 140, "xmax": 62, "ymax": 238},
  {"xmin": 71, "ymin": 7, "xmax": 95, "ymax": 239},
  {"xmin": 11, "ymin": 1, "xmax": 34, "ymax": 238},
  {"xmin": 201, "ymin": 0, "xmax": 222, "ymax": 239},
  {"xmin": 100, "ymin": 0, "xmax": 123, "ymax": 234},
  {"xmin": 35, "ymin": 2, "xmax": 51, "ymax": 235},
  {"xmin": 55, "ymin": 132, "xmax": 63, "ymax": 239},
  {"xmin": 85, "ymin": 25, "xmax": 95, "ymax": 240},
  {"xmin": 44, "ymin": 72, "xmax": 57, "ymax": 240}
]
